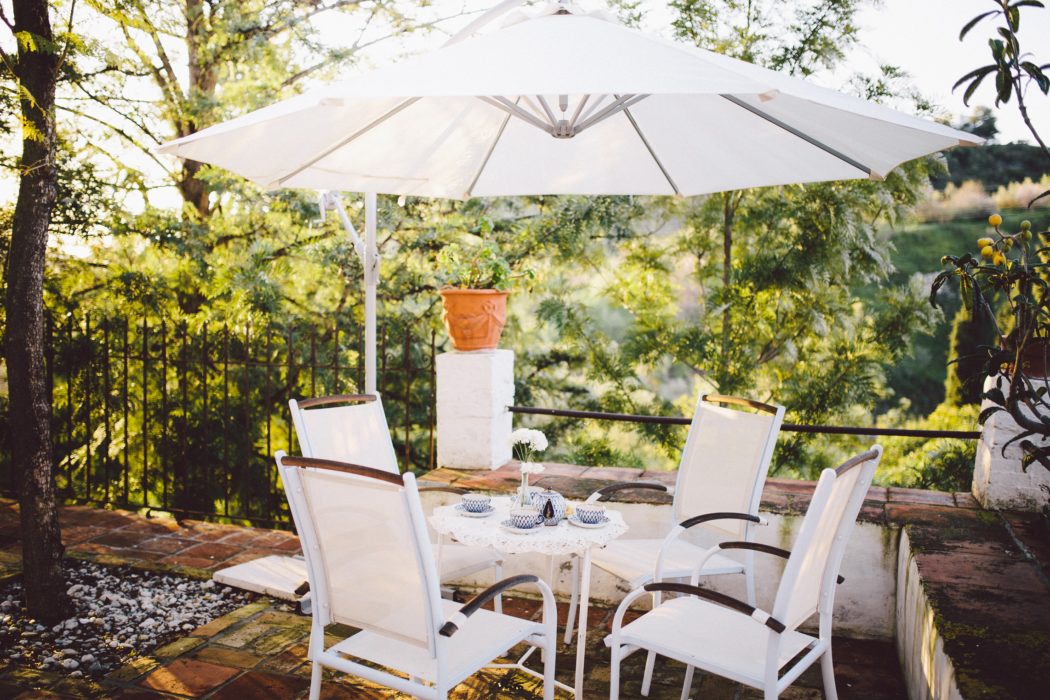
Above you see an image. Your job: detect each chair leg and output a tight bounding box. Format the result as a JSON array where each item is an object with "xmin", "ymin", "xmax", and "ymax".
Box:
[
  {"xmin": 679, "ymin": 665, "xmax": 695, "ymax": 700},
  {"xmin": 309, "ymin": 661, "xmax": 323, "ymax": 700},
  {"xmin": 609, "ymin": 645, "xmax": 622, "ymax": 700},
  {"xmin": 564, "ymin": 555, "xmax": 579, "ymax": 645},
  {"xmin": 640, "ymin": 650, "xmax": 656, "ymax": 696},
  {"xmin": 493, "ymin": 562, "xmax": 503, "ymax": 615},
  {"xmin": 821, "ymin": 647, "xmax": 838, "ymax": 700},
  {"xmin": 543, "ymin": 630, "xmax": 556, "ymax": 700}
]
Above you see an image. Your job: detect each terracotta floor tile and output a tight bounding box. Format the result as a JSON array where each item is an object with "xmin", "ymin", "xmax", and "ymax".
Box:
[
  {"xmin": 208, "ymin": 670, "xmax": 308, "ymax": 699},
  {"xmin": 139, "ymin": 658, "xmax": 239, "ymax": 696}
]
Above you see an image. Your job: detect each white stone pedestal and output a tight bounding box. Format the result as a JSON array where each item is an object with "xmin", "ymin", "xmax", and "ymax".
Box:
[
  {"xmin": 973, "ymin": 375, "xmax": 1050, "ymax": 510},
  {"xmin": 436, "ymin": 350, "xmax": 514, "ymax": 470}
]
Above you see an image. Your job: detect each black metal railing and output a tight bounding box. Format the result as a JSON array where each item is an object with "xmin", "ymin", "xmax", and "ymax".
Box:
[
  {"xmin": 508, "ymin": 406, "xmax": 982, "ymax": 440},
  {"xmin": 0, "ymin": 313, "xmax": 439, "ymax": 526}
]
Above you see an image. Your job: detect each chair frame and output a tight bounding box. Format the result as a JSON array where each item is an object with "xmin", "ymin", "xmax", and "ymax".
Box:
[
  {"xmin": 288, "ymin": 392, "xmax": 504, "ymax": 607},
  {"xmin": 606, "ymin": 446, "xmax": 883, "ymax": 700},
  {"xmin": 276, "ymin": 452, "xmax": 558, "ymax": 700},
  {"xmin": 564, "ymin": 395, "xmax": 783, "ymax": 658}
]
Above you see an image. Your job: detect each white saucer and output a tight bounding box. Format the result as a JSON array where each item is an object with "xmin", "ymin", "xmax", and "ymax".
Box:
[
  {"xmin": 499, "ymin": 519, "xmax": 542, "ymax": 534},
  {"xmin": 455, "ymin": 504, "xmax": 495, "ymax": 518},
  {"xmin": 568, "ymin": 515, "xmax": 609, "ymax": 529}
]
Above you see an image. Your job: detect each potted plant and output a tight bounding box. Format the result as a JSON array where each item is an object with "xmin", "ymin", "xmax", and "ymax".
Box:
[
  {"xmin": 931, "ymin": 213, "xmax": 1050, "ymax": 471},
  {"xmin": 436, "ymin": 240, "xmax": 530, "ymax": 351}
]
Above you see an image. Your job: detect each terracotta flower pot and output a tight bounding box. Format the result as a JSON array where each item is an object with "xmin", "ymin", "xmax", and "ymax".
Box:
[
  {"xmin": 1019, "ymin": 339, "xmax": 1050, "ymax": 378},
  {"xmin": 439, "ymin": 288, "xmax": 508, "ymax": 351}
]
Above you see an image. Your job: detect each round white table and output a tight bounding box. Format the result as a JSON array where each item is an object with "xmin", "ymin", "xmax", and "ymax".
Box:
[{"xmin": 431, "ymin": 495, "xmax": 628, "ymax": 697}]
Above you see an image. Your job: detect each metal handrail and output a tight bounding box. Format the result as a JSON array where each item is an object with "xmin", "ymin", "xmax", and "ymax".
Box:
[{"xmin": 507, "ymin": 405, "xmax": 981, "ymax": 440}]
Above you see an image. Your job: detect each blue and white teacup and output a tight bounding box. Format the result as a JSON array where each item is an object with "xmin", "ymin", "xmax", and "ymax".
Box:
[
  {"xmin": 575, "ymin": 503, "xmax": 606, "ymax": 524},
  {"xmin": 510, "ymin": 507, "xmax": 540, "ymax": 529},
  {"xmin": 461, "ymin": 493, "xmax": 491, "ymax": 513}
]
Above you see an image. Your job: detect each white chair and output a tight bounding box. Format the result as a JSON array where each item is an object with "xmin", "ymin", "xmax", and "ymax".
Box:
[
  {"xmin": 289, "ymin": 393, "xmax": 504, "ymax": 603},
  {"xmin": 275, "ymin": 452, "xmax": 558, "ymax": 700},
  {"xmin": 606, "ymin": 446, "xmax": 883, "ymax": 700},
  {"xmin": 565, "ymin": 394, "xmax": 783, "ymax": 693}
]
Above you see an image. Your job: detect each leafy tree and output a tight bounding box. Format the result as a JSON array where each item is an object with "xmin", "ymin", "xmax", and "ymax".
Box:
[{"xmin": 2, "ymin": 0, "xmax": 72, "ymax": 622}]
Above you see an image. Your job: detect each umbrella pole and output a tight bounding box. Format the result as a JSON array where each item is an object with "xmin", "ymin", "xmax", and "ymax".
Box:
[{"xmin": 364, "ymin": 192, "xmax": 378, "ymax": 395}]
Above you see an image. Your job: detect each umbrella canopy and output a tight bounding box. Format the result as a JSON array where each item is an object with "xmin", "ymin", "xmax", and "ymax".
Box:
[{"xmin": 159, "ymin": 2, "xmax": 978, "ymax": 199}]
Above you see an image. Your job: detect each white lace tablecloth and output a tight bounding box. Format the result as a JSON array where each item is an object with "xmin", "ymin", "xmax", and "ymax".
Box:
[{"xmin": 430, "ymin": 496, "xmax": 628, "ymax": 556}]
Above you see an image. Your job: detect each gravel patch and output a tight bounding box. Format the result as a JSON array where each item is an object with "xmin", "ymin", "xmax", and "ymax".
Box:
[{"xmin": 0, "ymin": 559, "xmax": 253, "ymax": 678}]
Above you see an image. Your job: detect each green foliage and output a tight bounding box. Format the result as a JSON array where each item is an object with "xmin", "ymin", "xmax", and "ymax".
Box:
[
  {"xmin": 945, "ymin": 305, "xmax": 997, "ymax": 405},
  {"xmin": 435, "ymin": 240, "xmax": 519, "ymax": 291},
  {"xmin": 872, "ymin": 402, "xmax": 981, "ymax": 491}
]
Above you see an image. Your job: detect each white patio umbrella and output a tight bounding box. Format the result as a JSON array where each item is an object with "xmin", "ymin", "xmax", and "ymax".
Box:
[{"xmin": 159, "ymin": 0, "xmax": 979, "ymax": 394}]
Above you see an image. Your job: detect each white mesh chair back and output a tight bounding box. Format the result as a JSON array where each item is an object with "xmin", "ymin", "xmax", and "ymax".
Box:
[
  {"xmin": 289, "ymin": 394, "xmax": 399, "ymax": 473},
  {"xmin": 277, "ymin": 453, "xmax": 441, "ymax": 651},
  {"xmin": 772, "ymin": 446, "xmax": 881, "ymax": 633},
  {"xmin": 673, "ymin": 395, "xmax": 784, "ymax": 538}
]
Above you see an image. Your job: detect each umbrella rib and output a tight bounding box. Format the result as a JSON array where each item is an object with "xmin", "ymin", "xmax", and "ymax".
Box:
[
  {"xmin": 466, "ymin": 99, "xmax": 515, "ymax": 197},
  {"xmin": 621, "ymin": 103, "xmax": 680, "ymax": 196},
  {"xmin": 271, "ymin": 97, "xmax": 422, "ymax": 188},
  {"xmin": 484, "ymin": 96, "xmax": 553, "ymax": 134},
  {"xmin": 719, "ymin": 94, "xmax": 874, "ymax": 177}
]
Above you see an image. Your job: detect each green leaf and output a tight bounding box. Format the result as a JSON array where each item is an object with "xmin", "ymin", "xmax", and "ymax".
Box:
[
  {"xmin": 953, "ymin": 64, "xmax": 997, "ymax": 92},
  {"xmin": 959, "ymin": 10, "xmax": 998, "ymax": 40},
  {"xmin": 990, "ymin": 38, "xmax": 1005, "ymax": 61},
  {"xmin": 996, "ymin": 69, "xmax": 1014, "ymax": 104},
  {"xmin": 929, "ymin": 271, "xmax": 952, "ymax": 307},
  {"xmin": 962, "ymin": 71, "xmax": 994, "ymax": 105}
]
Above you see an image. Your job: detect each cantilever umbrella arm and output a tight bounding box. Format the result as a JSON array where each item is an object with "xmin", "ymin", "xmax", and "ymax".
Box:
[{"xmin": 320, "ymin": 190, "xmax": 379, "ymax": 395}]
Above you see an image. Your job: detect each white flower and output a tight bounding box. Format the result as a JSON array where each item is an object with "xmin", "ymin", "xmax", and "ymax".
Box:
[
  {"xmin": 509, "ymin": 428, "xmax": 548, "ymax": 451},
  {"xmin": 528, "ymin": 429, "xmax": 548, "ymax": 452},
  {"xmin": 520, "ymin": 462, "xmax": 546, "ymax": 475},
  {"xmin": 509, "ymin": 428, "xmax": 534, "ymax": 447}
]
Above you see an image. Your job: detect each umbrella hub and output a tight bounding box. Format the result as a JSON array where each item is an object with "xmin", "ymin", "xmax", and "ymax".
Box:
[{"xmin": 479, "ymin": 93, "xmax": 649, "ymax": 139}]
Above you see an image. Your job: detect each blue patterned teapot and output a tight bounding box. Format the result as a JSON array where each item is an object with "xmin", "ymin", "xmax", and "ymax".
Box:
[{"xmin": 529, "ymin": 489, "xmax": 567, "ymax": 525}]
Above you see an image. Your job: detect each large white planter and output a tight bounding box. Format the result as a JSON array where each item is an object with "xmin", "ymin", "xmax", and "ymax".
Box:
[{"xmin": 973, "ymin": 375, "xmax": 1050, "ymax": 510}]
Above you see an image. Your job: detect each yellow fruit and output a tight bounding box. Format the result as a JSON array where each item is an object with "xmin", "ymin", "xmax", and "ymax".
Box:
[
  {"xmin": 989, "ymin": 213, "xmax": 1003, "ymax": 227},
  {"xmin": 1021, "ymin": 230, "xmax": 1033, "ymax": 241},
  {"xmin": 981, "ymin": 245, "xmax": 995, "ymax": 259},
  {"xmin": 993, "ymin": 252, "xmax": 1006, "ymax": 265},
  {"xmin": 1021, "ymin": 220, "xmax": 1032, "ymax": 231},
  {"xmin": 978, "ymin": 237, "xmax": 994, "ymax": 248},
  {"xmin": 1005, "ymin": 237, "xmax": 1014, "ymax": 249}
]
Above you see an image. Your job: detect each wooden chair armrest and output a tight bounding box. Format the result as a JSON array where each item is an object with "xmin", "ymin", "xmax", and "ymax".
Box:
[
  {"xmin": 643, "ymin": 582, "xmax": 785, "ymax": 633},
  {"xmin": 439, "ymin": 575, "xmax": 539, "ymax": 637}
]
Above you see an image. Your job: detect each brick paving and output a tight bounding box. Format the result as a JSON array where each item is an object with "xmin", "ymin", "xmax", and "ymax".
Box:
[{"xmin": 3, "ymin": 463, "xmax": 1045, "ymax": 699}]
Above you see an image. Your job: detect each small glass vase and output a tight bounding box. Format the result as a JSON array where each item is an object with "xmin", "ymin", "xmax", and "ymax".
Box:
[{"xmin": 517, "ymin": 472, "xmax": 531, "ymax": 508}]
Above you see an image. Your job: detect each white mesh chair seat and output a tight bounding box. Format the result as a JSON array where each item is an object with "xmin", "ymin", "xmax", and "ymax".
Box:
[
  {"xmin": 591, "ymin": 538, "xmax": 745, "ymax": 588},
  {"xmin": 332, "ymin": 599, "xmax": 541, "ymax": 686},
  {"xmin": 609, "ymin": 596, "xmax": 816, "ymax": 686}
]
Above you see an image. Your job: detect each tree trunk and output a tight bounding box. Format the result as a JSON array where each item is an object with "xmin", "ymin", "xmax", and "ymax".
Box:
[
  {"xmin": 7, "ymin": 0, "xmax": 70, "ymax": 622},
  {"xmin": 178, "ymin": 0, "xmax": 216, "ymax": 219}
]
